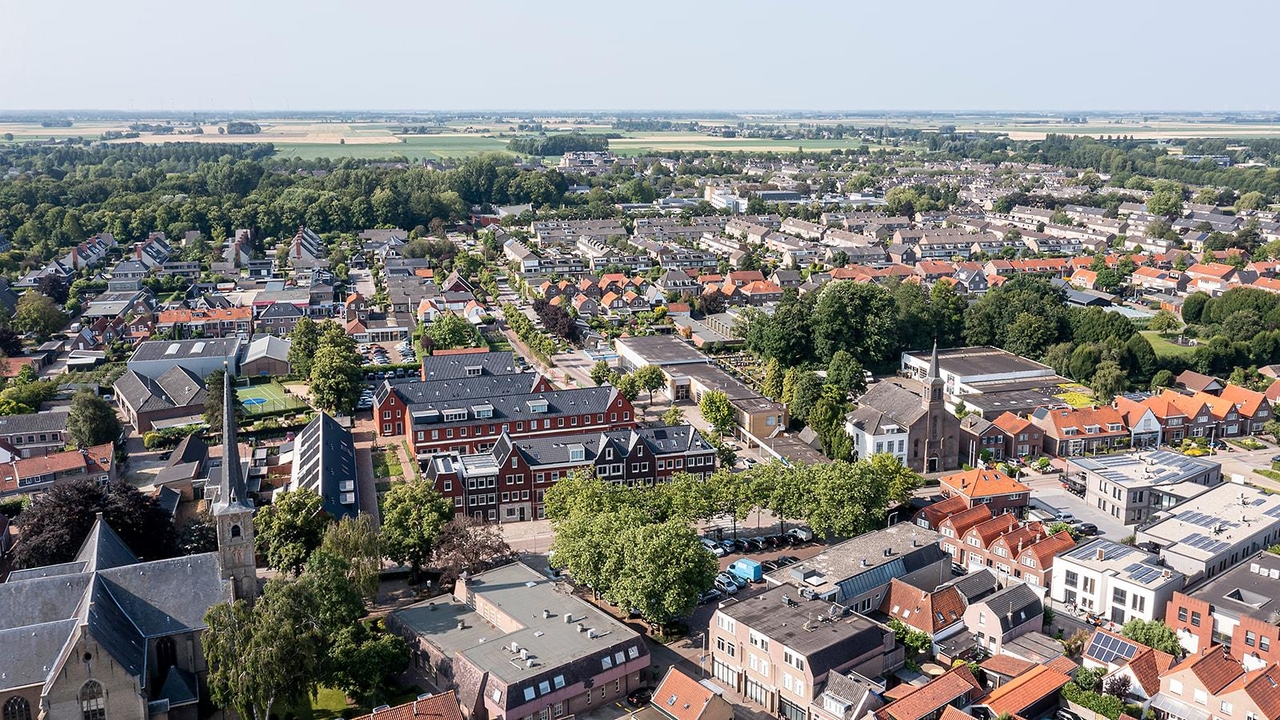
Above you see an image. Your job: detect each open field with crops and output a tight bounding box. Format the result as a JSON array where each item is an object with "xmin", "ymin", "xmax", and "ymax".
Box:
[{"xmin": 6, "ymin": 114, "xmax": 1280, "ymax": 158}]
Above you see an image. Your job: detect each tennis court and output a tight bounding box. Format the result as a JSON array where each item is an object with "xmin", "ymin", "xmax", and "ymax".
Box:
[{"xmin": 236, "ymin": 380, "xmax": 308, "ymax": 416}]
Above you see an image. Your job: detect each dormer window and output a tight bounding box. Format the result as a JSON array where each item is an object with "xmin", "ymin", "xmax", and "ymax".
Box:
[
  {"xmin": 465, "ymin": 365, "xmax": 482, "ymax": 377},
  {"xmin": 472, "ymin": 404, "xmax": 494, "ymax": 419},
  {"xmin": 443, "ymin": 409, "xmax": 467, "ymax": 422},
  {"xmin": 527, "ymin": 399, "xmax": 549, "ymax": 414},
  {"xmin": 568, "ymin": 445, "xmax": 585, "ymax": 462}
]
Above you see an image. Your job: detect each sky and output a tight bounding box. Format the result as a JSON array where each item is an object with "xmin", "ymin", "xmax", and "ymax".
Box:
[{"xmin": 4, "ymin": 0, "xmax": 1278, "ymax": 113}]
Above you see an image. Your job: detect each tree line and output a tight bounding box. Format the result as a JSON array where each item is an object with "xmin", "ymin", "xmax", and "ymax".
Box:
[{"xmin": 546, "ymin": 456, "xmax": 922, "ymax": 624}]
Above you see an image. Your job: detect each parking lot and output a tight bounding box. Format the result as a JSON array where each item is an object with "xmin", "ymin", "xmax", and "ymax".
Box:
[{"xmin": 1022, "ymin": 472, "xmax": 1130, "ymax": 539}]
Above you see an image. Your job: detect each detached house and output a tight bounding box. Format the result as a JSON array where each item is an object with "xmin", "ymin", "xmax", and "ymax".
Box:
[{"xmin": 938, "ymin": 467, "xmax": 1030, "ymax": 516}]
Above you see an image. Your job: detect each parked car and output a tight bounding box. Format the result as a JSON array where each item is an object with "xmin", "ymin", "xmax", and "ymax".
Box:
[
  {"xmin": 714, "ymin": 577, "xmax": 739, "ymax": 595},
  {"xmin": 1054, "ymin": 511, "xmax": 1075, "ymax": 523},
  {"xmin": 1075, "ymin": 523, "xmax": 1099, "ymax": 536},
  {"xmin": 786, "ymin": 526, "xmax": 815, "ymax": 543},
  {"xmin": 717, "ymin": 539, "xmax": 737, "ymax": 555},
  {"xmin": 746, "ymin": 537, "xmax": 768, "ymax": 552},
  {"xmin": 951, "ymin": 563, "xmax": 967, "ymax": 576},
  {"xmin": 697, "ymin": 588, "xmax": 722, "ymax": 604},
  {"xmin": 774, "ymin": 555, "xmax": 798, "ymax": 567},
  {"xmin": 701, "ymin": 538, "xmax": 726, "ymax": 557},
  {"xmin": 763, "ymin": 534, "xmax": 783, "ymax": 548},
  {"xmin": 626, "ymin": 688, "xmax": 653, "ymax": 707},
  {"xmin": 760, "ymin": 560, "xmax": 780, "ymax": 572}
]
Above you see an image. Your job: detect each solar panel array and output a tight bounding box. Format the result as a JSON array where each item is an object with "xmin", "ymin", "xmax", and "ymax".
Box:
[
  {"xmin": 1179, "ymin": 511, "xmax": 1230, "ymax": 529},
  {"xmin": 1266, "ymin": 504, "xmax": 1280, "ymax": 519},
  {"xmin": 1087, "ymin": 632, "xmax": 1139, "ymax": 665},
  {"xmin": 1124, "ymin": 562, "xmax": 1166, "ymax": 585},
  {"xmin": 1182, "ymin": 533, "xmax": 1231, "ymax": 554}
]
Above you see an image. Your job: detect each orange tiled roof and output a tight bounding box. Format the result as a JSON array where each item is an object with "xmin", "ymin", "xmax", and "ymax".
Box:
[
  {"xmin": 1037, "ymin": 405, "xmax": 1128, "ymax": 437},
  {"xmin": 1186, "ymin": 262, "xmax": 1236, "ymax": 279},
  {"xmin": 940, "ymin": 504, "xmax": 994, "ymax": 538},
  {"xmin": 967, "ymin": 513, "xmax": 1020, "ymax": 547},
  {"xmin": 1241, "ymin": 663, "xmax": 1280, "ymax": 720},
  {"xmin": 991, "ymin": 412, "xmax": 1033, "ymax": 436},
  {"xmin": 1170, "ymin": 646, "xmax": 1244, "ymax": 694},
  {"xmin": 878, "ymin": 666, "xmax": 982, "ymax": 720},
  {"xmin": 1218, "ymin": 383, "xmax": 1269, "ymax": 417},
  {"xmin": 351, "ymin": 691, "xmax": 465, "ymax": 720},
  {"xmin": 914, "ymin": 495, "xmax": 969, "ymax": 528},
  {"xmin": 1023, "ymin": 530, "xmax": 1076, "ymax": 567},
  {"xmin": 980, "ymin": 665, "xmax": 1070, "ymax": 717},
  {"xmin": 1126, "ymin": 646, "xmax": 1176, "ymax": 696},
  {"xmin": 981, "ymin": 653, "xmax": 1036, "ymax": 678},
  {"xmin": 651, "ymin": 667, "xmax": 719, "ymax": 720},
  {"xmin": 940, "ymin": 467, "xmax": 1029, "ymax": 499},
  {"xmin": 879, "ymin": 578, "xmax": 965, "ymax": 634}
]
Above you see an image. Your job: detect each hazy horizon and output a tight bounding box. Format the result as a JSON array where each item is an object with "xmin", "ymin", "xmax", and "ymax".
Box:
[{"xmin": 6, "ymin": 0, "xmax": 1279, "ymax": 113}]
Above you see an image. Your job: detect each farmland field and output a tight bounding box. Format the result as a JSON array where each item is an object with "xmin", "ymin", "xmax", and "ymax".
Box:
[{"xmin": 6, "ymin": 114, "xmax": 1280, "ymax": 159}]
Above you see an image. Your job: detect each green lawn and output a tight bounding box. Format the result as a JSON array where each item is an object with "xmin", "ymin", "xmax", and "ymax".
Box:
[
  {"xmin": 237, "ymin": 381, "xmax": 309, "ymax": 416},
  {"xmin": 1140, "ymin": 330, "xmax": 1198, "ymax": 359},
  {"xmin": 371, "ymin": 447, "xmax": 403, "ymax": 480}
]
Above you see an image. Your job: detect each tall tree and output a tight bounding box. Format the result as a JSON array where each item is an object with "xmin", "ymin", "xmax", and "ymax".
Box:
[
  {"xmin": 15, "ymin": 478, "xmax": 177, "ymax": 568},
  {"xmin": 204, "ymin": 581, "xmax": 326, "ymax": 720},
  {"xmin": 590, "ymin": 360, "xmax": 612, "ymax": 386},
  {"xmin": 827, "ymin": 350, "xmax": 868, "ymax": 396},
  {"xmin": 633, "ymin": 364, "xmax": 666, "ymax": 404},
  {"xmin": 12, "ymin": 292, "xmax": 68, "ymax": 340},
  {"xmin": 287, "ymin": 316, "xmax": 320, "ymax": 377},
  {"xmin": 609, "ymin": 520, "xmax": 719, "ymax": 626},
  {"xmin": 254, "ymin": 487, "xmax": 331, "ymax": 576},
  {"xmin": 426, "ymin": 313, "xmax": 475, "ymax": 350},
  {"xmin": 432, "ymin": 515, "xmax": 512, "ymax": 584},
  {"xmin": 699, "ymin": 390, "xmax": 735, "ymax": 435},
  {"xmin": 310, "ymin": 324, "xmax": 364, "ymax": 414},
  {"xmin": 380, "ymin": 477, "xmax": 453, "ymax": 579},
  {"xmin": 66, "ymin": 389, "xmax": 120, "ymax": 448},
  {"xmin": 317, "ymin": 514, "xmax": 383, "ymax": 601}
]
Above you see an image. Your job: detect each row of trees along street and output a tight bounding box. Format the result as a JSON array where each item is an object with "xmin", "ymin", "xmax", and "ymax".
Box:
[{"xmin": 545, "ymin": 456, "xmax": 922, "ymax": 626}]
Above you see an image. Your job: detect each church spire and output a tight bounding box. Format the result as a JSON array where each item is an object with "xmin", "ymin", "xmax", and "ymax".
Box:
[
  {"xmin": 927, "ymin": 339, "xmax": 940, "ymax": 381},
  {"xmin": 213, "ymin": 363, "xmax": 251, "ymax": 514}
]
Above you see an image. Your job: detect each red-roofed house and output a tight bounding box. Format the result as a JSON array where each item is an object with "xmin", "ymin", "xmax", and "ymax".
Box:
[
  {"xmin": 879, "ymin": 579, "xmax": 967, "ymax": 649},
  {"xmin": 352, "ymin": 690, "xmax": 465, "ymax": 720},
  {"xmin": 990, "ymin": 412, "xmax": 1044, "ymax": 460},
  {"xmin": 1030, "ymin": 405, "xmax": 1129, "ymax": 457},
  {"xmin": 648, "ymin": 667, "xmax": 734, "ymax": 720},
  {"xmin": 0, "ymin": 442, "xmax": 115, "ymax": 497},
  {"xmin": 938, "ymin": 467, "xmax": 1030, "ymax": 515},
  {"xmin": 973, "ymin": 665, "xmax": 1070, "ymax": 720},
  {"xmin": 873, "ymin": 666, "xmax": 983, "ymax": 720}
]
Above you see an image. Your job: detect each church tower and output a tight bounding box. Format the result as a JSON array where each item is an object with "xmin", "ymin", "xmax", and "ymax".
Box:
[
  {"xmin": 212, "ymin": 364, "xmax": 258, "ymax": 602},
  {"xmin": 922, "ymin": 341, "xmax": 948, "ymax": 473}
]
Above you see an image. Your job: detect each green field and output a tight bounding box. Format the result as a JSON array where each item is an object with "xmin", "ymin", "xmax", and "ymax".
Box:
[
  {"xmin": 1140, "ymin": 330, "xmax": 1198, "ymax": 359},
  {"xmin": 237, "ymin": 380, "xmax": 309, "ymax": 415},
  {"xmin": 271, "ymin": 134, "xmax": 515, "ymax": 161}
]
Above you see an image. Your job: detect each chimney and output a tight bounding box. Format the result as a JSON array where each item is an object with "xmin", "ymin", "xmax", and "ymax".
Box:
[
  {"xmin": 542, "ymin": 609, "xmax": 551, "ymax": 619},
  {"xmin": 1096, "ymin": 547, "xmax": 1106, "ymax": 562}
]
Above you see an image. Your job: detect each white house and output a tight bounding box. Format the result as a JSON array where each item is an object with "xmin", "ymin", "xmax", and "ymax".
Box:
[{"xmin": 1049, "ymin": 539, "xmax": 1184, "ymax": 626}]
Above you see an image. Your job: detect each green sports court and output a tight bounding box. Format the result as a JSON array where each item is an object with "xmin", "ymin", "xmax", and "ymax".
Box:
[{"xmin": 235, "ymin": 380, "xmax": 308, "ymax": 416}]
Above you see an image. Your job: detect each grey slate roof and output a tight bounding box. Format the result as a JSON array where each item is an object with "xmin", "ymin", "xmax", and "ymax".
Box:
[
  {"xmin": 384, "ymin": 374, "xmax": 544, "ymax": 406},
  {"xmin": 404, "ymin": 386, "xmax": 622, "ymax": 429},
  {"xmin": 0, "ymin": 618, "xmax": 79, "ymax": 688},
  {"xmin": 846, "ymin": 382, "xmax": 926, "ymax": 434},
  {"xmin": 0, "ymin": 410, "xmax": 71, "ymax": 436},
  {"xmin": 492, "ymin": 425, "xmax": 712, "ymax": 468},
  {"xmin": 129, "ymin": 337, "xmax": 241, "ymax": 363},
  {"xmin": 114, "ymin": 366, "xmax": 208, "ymax": 414},
  {"xmin": 0, "ymin": 515, "xmax": 232, "ymax": 695},
  {"xmin": 941, "ymin": 568, "xmax": 999, "ymax": 603},
  {"xmin": 258, "ymin": 301, "xmax": 304, "ymax": 319},
  {"xmin": 974, "ymin": 582, "xmax": 1043, "ymax": 633},
  {"xmin": 420, "ymin": 351, "xmax": 521, "ymax": 380},
  {"xmin": 289, "ymin": 413, "xmax": 359, "ymax": 520},
  {"xmin": 244, "ymin": 334, "xmax": 291, "ymax": 364}
]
